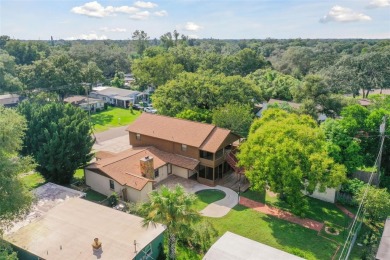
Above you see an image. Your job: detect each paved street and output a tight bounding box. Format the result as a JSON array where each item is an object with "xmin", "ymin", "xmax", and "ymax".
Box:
[
  {"xmin": 93, "ymin": 125, "xmax": 129, "ymax": 143},
  {"xmin": 92, "ymin": 126, "xmax": 131, "ymax": 153}
]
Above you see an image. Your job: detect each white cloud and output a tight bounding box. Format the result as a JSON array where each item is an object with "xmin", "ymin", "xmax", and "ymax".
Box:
[
  {"xmin": 154, "ymin": 10, "xmax": 168, "ymax": 17},
  {"xmin": 367, "ymin": 0, "xmax": 390, "ymax": 8},
  {"xmin": 67, "ymin": 33, "xmax": 108, "ymax": 40},
  {"xmin": 320, "ymin": 6, "xmax": 371, "ymax": 23},
  {"xmin": 134, "ymin": 1, "xmax": 157, "ymax": 9},
  {"xmin": 184, "ymin": 22, "xmax": 202, "ymax": 31},
  {"xmin": 71, "ymin": 1, "xmax": 109, "ymax": 18},
  {"xmin": 100, "ymin": 27, "xmax": 127, "ymax": 32},
  {"xmin": 130, "ymin": 11, "xmax": 150, "ymax": 20},
  {"xmin": 114, "ymin": 6, "xmax": 139, "ymax": 14},
  {"xmin": 71, "ymin": 1, "xmax": 139, "ymax": 18}
]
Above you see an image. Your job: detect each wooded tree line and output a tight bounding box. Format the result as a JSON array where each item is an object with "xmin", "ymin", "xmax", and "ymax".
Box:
[
  {"xmin": 1, "ymin": 35, "xmax": 389, "ymax": 100},
  {"xmin": 1, "ymin": 34, "xmax": 390, "ymax": 216}
]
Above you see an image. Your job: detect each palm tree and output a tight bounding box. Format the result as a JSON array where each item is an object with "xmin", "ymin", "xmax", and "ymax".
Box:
[{"xmin": 140, "ymin": 185, "xmax": 200, "ymax": 259}]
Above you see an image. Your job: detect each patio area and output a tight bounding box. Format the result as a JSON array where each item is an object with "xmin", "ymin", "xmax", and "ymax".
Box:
[{"xmin": 156, "ymin": 175, "xmax": 239, "ymax": 218}]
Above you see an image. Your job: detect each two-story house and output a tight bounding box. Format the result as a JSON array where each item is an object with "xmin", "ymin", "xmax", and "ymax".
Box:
[
  {"xmin": 85, "ymin": 113, "xmax": 240, "ymax": 202},
  {"xmin": 126, "ymin": 113, "xmax": 241, "ymax": 186}
]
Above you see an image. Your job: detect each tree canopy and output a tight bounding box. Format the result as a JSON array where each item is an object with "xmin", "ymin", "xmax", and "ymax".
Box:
[
  {"xmin": 153, "ymin": 71, "xmax": 262, "ymax": 117},
  {"xmin": 237, "ymin": 109, "xmax": 347, "ymax": 215},
  {"xmin": 139, "ymin": 185, "xmax": 200, "ymax": 259},
  {"xmin": 0, "ymin": 105, "xmax": 34, "ymax": 230},
  {"xmin": 132, "ymin": 53, "xmax": 184, "ymax": 88},
  {"xmin": 212, "ymin": 102, "xmax": 254, "ymax": 137},
  {"xmin": 357, "ymin": 186, "xmax": 390, "ymax": 222},
  {"xmin": 18, "ymin": 101, "xmax": 94, "ymax": 184}
]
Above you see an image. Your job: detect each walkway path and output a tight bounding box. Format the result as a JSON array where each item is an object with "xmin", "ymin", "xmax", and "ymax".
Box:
[
  {"xmin": 335, "ymin": 203, "xmax": 355, "ymax": 219},
  {"xmin": 156, "ymin": 175, "xmax": 238, "ymax": 218},
  {"xmin": 239, "ymin": 197, "xmax": 324, "ymax": 232}
]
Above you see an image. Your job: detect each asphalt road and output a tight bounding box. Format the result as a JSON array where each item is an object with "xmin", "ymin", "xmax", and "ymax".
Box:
[{"xmin": 93, "ymin": 125, "xmax": 129, "ymax": 143}]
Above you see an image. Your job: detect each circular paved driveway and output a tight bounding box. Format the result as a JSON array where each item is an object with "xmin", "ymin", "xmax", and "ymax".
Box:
[{"xmin": 156, "ymin": 175, "xmax": 238, "ymax": 218}]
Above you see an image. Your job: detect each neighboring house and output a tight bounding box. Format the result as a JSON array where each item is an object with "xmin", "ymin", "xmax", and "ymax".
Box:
[
  {"xmin": 203, "ymin": 231, "xmax": 304, "ymax": 260},
  {"xmin": 127, "ymin": 113, "xmax": 241, "ymax": 186},
  {"xmin": 124, "ymin": 73, "xmax": 135, "ymax": 87},
  {"xmin": 303, "ymin": 185, "xmax": 337, "ymax": 203},
  {"xmin": 256, "ymin": 98, "xmax": 327, "ymax": 122},
  {"xmin": 85, "ymin": 146, "xmax": 199, "ymax": 202},
  {"xmin": 5, "ymin": 183, "xmax": 165, "ymax": 260},
  {"xmin": 0, "ymin": 94, "xmax": 22, "ymax": 107},
  {"xmin": 256, "ymin": 99, "xmax": 301, "ymax": 117},
  {"xmin": 376, "ymin": 218, "xmax": 390, "ymax": 260},
  {"xmin": 64, "ymin": 95, "xmax": 105, "ymax": 112},
  {"xmin": 90, "ymin": 86, "xmax": 144, "ymax": 108}
]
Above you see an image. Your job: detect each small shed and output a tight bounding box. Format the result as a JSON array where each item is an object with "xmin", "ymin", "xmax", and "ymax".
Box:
[
  {"xmin": 376, "ymin": 218, "xmax": 390, "ymax": 260},
  {"xmin": 203, "ymin": 231, "xmax": 304, "ymax": 260}
]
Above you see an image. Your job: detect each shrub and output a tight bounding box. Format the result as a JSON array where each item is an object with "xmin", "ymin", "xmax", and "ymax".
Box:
[
  {"xmin": 340, "ymin": 178, "xmax": 365, "ymax": 195},
  {"xmin": 109, "ymin": 192, "xmax": 119, "ymax": 206}
]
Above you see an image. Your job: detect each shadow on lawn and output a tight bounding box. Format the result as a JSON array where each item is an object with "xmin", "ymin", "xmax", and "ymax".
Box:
[
  {"xmin": 242, "ymin": 190, "xmax": 351, "ymax": 227},
  {"xmin": 91, "ymin": 114, "xmax": 114, "ymax": 126},
  {"xmin": 263, "ymin": 214, "xmax": 339, "ymax": 260}
]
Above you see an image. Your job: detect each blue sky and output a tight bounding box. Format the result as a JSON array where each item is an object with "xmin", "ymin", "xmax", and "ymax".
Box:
[{"xmin": 1, "ymin": 0, "xmax": 389, "ymax": 40}]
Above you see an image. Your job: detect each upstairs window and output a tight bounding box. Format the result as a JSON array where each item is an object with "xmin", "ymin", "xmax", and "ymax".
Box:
[
  {"xmin": 109, "ymin": 179, "xmax": 115, "ymax": 190},
  {"xmin": 154, "ymin": 169, "xmax": 159, "ymax": 178},
  {"xmin": 181, "ymin": 144, "xmax": 187, "ymax": 152},
  {"xmin": 136, "ymin": 133, "xmax": 141, "ymax": 140}
]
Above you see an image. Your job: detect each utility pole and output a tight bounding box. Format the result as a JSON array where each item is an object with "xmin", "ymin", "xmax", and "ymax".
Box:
[{"xmin": 339, "ymin": 116, "xmax": 387, "ymax": 260}]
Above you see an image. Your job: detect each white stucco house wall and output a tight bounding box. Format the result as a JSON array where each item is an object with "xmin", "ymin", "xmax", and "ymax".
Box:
[{"xmin": 85, "ymin": 147, "xmax": 199, "ymax": 203}]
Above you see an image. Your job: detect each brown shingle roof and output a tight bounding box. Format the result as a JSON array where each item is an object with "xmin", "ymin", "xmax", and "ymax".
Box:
[
  {"xmin": 200, "ymin": 128, "xmax": 231, "ymax": 153},
  {"xmin": 87, "ymin": 147, "xmax": 199, "ymax": 190},
  {"xmin": 126, "ymin": 113, "xmax": 239, "ymax": 152},
  {"xmin": 95, "ymin": 151, "xmax": 116, "ymax": 160},
  {"xmin": 127, "ymin": 113, "xmax": 216, "ymax": 148}
]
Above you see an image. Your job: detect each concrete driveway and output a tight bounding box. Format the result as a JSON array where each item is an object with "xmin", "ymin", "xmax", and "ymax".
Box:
[
  {"xmin": 92, "ymin": 126, "xmax": 131, "ymax": 153},
  {"xmin": 156, "ymin": 175, "xmax": 238, "ymax": 218}
]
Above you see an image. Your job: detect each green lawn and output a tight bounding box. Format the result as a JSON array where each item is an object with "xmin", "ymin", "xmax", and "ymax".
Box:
[
  {"xmin": 241, "ymin": 189, "xmax": 352, "ymax": 227},
  {"xmin": 193, "ymin": 190, "xmax": 226, "ymax": 211},
  {"xmin": 21, "ymin": 172, "xmax": 46, "ymax": 190},
  {"xmin": 84, "ymin": 189, "xmax": 107, "ymax": 202},
  {"xmin": 208, "ymin": 205, "xmax": 340, "ymax": 260},
  {"xmin": 91, "ymin": 106, "xmax": 141, "ymax": 132}
]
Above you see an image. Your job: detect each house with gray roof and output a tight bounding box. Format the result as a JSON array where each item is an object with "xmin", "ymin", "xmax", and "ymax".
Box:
[
  {"xmin": 0, "ymin": 94, "xmax": 22, "ymax": 107},
  {"xmin": 90, "ymin": 86, "xmax": 144, "ymax": 108},
  {"xmin": 4, "ymin": 183, "xmax": 165, "ymax": 260}
]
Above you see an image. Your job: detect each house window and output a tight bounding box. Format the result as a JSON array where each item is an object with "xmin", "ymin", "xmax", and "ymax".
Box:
[
  {"xmin": 109, "ymin": 180, "xmax": 115, "ymax": 190},
  {"xmin": 142, "ymin": 244, "xmax": 152, "ymax": 259},
  {"xmin": 181, "ymin": 144, "xmax": 187, "ymax": 152},
  {"xmin": 154, "ymin": 169, "xmax": 159, "ymax": 178},
  {"xmin": 136, "ymin": 133, "xmax": 141, "ymax": 140},
  {"xmin": 167, "ymin": 164, "xmax": 172, "ymax": 175}
]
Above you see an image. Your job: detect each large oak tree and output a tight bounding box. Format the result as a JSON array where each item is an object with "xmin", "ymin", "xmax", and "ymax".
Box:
[{"xmin": 237, "ymin": 109, "xmax": 347, "ymax": 215}]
